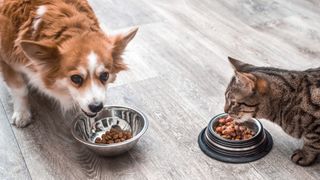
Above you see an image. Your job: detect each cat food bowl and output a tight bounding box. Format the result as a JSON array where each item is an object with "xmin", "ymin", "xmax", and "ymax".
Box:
[
  {"xmin": 71, "ymin": 105, "xmax": 148, "ymax": 156},
  {"xmin": 198, "ymin": 113, "xmax": 273, "ymax": 163}
]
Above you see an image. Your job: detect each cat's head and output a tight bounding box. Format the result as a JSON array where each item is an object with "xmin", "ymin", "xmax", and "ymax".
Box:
[{"xmin": 224, "ymin": 57, "xmax": 269, "ymax": 121}]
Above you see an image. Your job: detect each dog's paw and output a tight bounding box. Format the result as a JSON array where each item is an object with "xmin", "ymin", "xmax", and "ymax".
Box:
[
  {"xmin": 12, "ymin": 110, "xmax": 32, "ymax": 128},
  {"xmin": 291, "ymin": 149, "xmax": 317, "ymax": 166}
]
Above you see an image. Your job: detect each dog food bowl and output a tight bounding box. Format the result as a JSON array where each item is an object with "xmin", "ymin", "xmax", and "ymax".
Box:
[
  {"xmin": 198, "ymin": 113, "xmax": 273, "ymax": 163},
  {"xmin": 71, "ymin": 105, "xmax": 148, "ymax": 156}
]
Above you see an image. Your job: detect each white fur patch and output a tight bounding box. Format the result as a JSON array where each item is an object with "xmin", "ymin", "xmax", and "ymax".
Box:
[
  {"xmin": 96, "ymin": 65, "xmax": 105, "ymax": 74},
  {"xmin": 10, "ymin": 85, "xmax": 32, "ymax": 127},
  {"xmin": 32, "ymin": 6, "xmax": 47, "ymax": 33},
  {"xmin": 11, "ymin": 85, "xmax": 28, "ymax": 111},
  {"xmin": 87, "ymin": 51, "xmax": 98, "ymax": 76},
  {"xmin": 69, "ymin": 80, "xmax": 106, "ymax": 114},
  {"xmin": 86, "ymin": 81, "xmax": 105, "ymax": 102},
  {"xmin": 67, "ymin": 51, "xmax": 108, "ymax": 113},
  {"xmin": 37, "ymin": 6, "xmax": 47, "ymax": 16}
]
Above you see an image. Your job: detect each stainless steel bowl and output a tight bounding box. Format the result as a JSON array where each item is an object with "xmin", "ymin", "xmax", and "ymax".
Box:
[{"xmin": 71, "ymin": 105, "xmax": 148, "ymax": 156}]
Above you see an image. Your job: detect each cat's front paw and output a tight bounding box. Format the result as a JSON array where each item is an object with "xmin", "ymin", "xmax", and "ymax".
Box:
[
  {"xmin": 291, "ymin": 149, "xmax": 317, "ymax": 166},
  {"xmin": 12, "ymin": 110, "xmax": 32, "ymax": 128}
]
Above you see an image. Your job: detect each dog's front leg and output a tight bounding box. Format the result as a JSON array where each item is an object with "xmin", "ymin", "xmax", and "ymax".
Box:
[
  {"xmin": 0, "ymin": 61, "xmax": 32, "ymax": 128},
  {"xmin": 11, "ymin": 83, "xmax": 31, "ymax": 128}
]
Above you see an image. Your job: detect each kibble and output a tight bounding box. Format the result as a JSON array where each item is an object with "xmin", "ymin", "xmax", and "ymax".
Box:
[
  {"xmin": 214, "ymin": 116, "xmax": 256, "ymax": 140},
  {"xmin": 95, "ymin": 127, "xmax": 132, "ymax": 144}
]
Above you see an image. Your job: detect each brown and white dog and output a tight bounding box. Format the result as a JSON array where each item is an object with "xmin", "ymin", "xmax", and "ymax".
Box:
[{"xmin": 0, "ymin": 0, "xmax": 138, "ymax": 127}]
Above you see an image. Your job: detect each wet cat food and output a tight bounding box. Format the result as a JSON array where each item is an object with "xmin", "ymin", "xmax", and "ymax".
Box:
[
  {"xmin": 214, "ymin": 116, "xmax": 256, "ymax": 140},
  {"xmin": 95, "ymin": 128, "xmax": 132, "ymax": 144}
]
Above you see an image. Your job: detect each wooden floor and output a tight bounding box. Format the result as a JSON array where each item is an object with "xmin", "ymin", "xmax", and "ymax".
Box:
[{"xmin": 1, "ymin": 0, "xmax": 320, "ymax": 179}]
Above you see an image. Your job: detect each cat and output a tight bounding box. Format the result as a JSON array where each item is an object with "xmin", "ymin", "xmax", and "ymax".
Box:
[{"xmin": 224, "ymin": 57, "xmax": 320, "ymax": 166}]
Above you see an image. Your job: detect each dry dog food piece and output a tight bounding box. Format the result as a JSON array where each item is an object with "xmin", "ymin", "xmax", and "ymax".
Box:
[
  {"xmin": 95, "ymin": 127, "xmax": 132, "ymax": 144},
  {"xmin": 214, "ymin": 116, "xmax": 255, "ymax": 140}
]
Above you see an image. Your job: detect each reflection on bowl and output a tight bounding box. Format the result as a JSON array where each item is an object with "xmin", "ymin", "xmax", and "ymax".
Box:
[{"xmin": 71, "ymin": 105, "xmax": 148, "ymax": 156}]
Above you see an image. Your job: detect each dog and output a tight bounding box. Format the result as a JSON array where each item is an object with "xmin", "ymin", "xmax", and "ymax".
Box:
[{"xmin": 0, "ymin": 0, "xmax": 138, "ymax": 127}]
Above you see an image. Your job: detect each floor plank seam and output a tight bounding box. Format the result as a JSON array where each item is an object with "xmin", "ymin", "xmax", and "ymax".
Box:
[
  {"xmin": 250, "ymin": 163, "xmax": 268, "ymax": 180},
  {"xmin": 0, "ymin": 100, "xmax": 33, "ymax": 180}
]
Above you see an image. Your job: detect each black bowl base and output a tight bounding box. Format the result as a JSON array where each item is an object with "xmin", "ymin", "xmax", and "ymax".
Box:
[{"xmin": 198, "ymin": 128, "xmax": 273, "ymax": 163}]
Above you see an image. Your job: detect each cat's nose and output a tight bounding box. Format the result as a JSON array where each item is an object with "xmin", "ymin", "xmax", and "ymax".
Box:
[{"xmin": 88, "ymin": 102, "xmax": 103, "ymax": 113}]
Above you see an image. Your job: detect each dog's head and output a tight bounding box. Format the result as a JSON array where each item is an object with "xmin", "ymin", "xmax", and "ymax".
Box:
[{"xmin": 20, "ymin": 28, "xmax": 138, "ymax": 117}]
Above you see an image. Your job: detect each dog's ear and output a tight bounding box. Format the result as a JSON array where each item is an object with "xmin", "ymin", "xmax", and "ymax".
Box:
[
  {"xmin": 109, "ymin": 27, "xmax": 138, "ymax": 72},
  {"xmin": 111, "ymin": 27, "xmax": 138, "ymax": 59},
  {"xmin": 20, "ymin": 40, "xmax": 60, "ymax": 62}
]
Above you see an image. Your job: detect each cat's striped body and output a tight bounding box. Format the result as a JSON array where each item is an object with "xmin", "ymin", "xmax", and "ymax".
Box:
[{"xmin": 225, "ymin": 57, "xmax": 320, "ymax": 166}]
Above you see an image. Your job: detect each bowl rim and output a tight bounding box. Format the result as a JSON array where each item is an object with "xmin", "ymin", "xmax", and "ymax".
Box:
[
  {"xmin": 71, "ymin": 105, "xmax": 149, "ymax": 148},
  {"xmin": 208, "ymin": 113, "xmax": 262, "ymax": 143}
]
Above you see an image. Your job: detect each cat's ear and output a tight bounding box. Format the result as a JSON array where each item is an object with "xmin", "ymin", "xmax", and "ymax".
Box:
[
  {"xmin": 235, "ymin": 72, "xmax": 268, "ymax": 94},
  {"xmin": 235, "ymin": 72, "xmax": 256, "ymax": 91},
  {"xmin": 228, "ymin": 57, "xmax": 252, "ymax": 72}
]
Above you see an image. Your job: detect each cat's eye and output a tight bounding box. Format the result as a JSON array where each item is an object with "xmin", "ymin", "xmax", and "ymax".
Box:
[
  {"xmin": 71, "ymin": 75, "xmax": 83, "ymax": 85},
  {"xmin": 99, "ymin": 72, "xmax": 109, "ymax": 82}
]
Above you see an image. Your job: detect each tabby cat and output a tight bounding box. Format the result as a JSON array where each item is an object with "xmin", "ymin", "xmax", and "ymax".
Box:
[{"xmin": 224, "ymin": 57, "xmax": 320, "ymax": 166}]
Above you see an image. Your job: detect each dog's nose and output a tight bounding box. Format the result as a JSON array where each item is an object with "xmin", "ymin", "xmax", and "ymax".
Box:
[{"xmin": 88, "ymin": 102, "xmax": 103, "ymax": 113}]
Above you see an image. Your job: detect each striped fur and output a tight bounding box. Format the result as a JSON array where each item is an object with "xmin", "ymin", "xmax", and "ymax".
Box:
[{"xmin": 224, "ymin": 57, "xmax": 320, "ymax": 166}]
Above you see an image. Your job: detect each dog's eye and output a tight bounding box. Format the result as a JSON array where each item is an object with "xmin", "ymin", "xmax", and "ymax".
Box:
[
  {"xmin": 99, "ymin": 72, "xmax": 109, "ymax": 82},
  {"xmin": 71, "ymin": 75, "xmax": 83, "ymax": 85}
]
